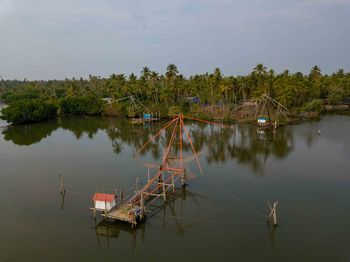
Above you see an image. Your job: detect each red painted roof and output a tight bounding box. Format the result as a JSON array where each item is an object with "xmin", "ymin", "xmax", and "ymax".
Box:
[{"xmin": 92, "ymin": 193, "xmax": 115, "ymax": 202}]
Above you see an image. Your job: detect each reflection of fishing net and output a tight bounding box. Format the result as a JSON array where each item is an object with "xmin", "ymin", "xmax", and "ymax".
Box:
[{"xmin": 127, "ymin": 106, "xmax": 137, "ymax": 118}]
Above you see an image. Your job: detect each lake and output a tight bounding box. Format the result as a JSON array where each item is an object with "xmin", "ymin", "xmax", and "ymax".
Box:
[{"xmin": 0, "ymin": 111, "xmax": 349, "ymax": 261}]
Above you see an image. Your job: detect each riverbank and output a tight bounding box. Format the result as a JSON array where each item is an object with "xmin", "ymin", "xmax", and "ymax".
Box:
[{"xmin": 1, "ymin": 98, "xmax": 349, "ymax": 126}]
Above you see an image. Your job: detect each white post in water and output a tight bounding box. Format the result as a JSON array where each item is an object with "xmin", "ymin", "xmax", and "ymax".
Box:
[
  {"xmin": 59, "ymin": 175, "xmax": 64, "ymax": 194},
  {"xmin": 268, "ymin": 201, "xmax": 279, "ymax": 226}
]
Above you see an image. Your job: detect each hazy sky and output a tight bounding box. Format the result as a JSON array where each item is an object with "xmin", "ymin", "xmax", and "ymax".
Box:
[{"xmin": 0, "ymin": 0, "xmax": 349, "ymax": 80}]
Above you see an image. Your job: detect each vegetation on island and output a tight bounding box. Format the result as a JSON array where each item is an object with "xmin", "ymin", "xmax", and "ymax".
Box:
[
  {"xmin": 1, "ymin": 64, "xmax": 350, "ymax": 124},
  {"xmin": 59, "ymin": 95, "xmax": 103, "ymax": 115},
  {"xmin": 0, "ymin": 99, "xmax": 57, "ymax": 125}
]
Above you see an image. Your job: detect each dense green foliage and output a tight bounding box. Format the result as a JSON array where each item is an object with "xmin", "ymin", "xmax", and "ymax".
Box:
[
  {"xmin": 1, "ymin": 64, "xmax": 349, "ymax": 123},
  {"xmin": 0, "ymin": 99, "xmax": 57, "ymax": 124},
  {"xmin": 2, "ymin": 91, "xmax": 40, "ymax": 104},
  {"xmin": 60, "ymin": 95, "xmax": 103, "ymax": 115}
]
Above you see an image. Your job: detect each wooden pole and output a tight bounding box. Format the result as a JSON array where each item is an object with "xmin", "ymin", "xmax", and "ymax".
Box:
[
  {"xmin": 182, "ymin": 169, "xmax": 187, "ymax": 187},
  {"xmin": 60, "ymin": 190, "xmax": 66, "ymax": 210},
  {"xmin": 162, "ymin": 173, "xmax": 166, "ymax": 201},
  {"xmin": 171, "ymin": 173, "xmax": 175, "ymax": 193},
  {"xmin": 135, "ymin": 118, "xmax": 177, "ymax": 156},
  {"xmin": 273, "ymin": 203, "xmax": 277, "ymax": 225},
  {"xmin": 140, "ymin": 192, "xmax": 145, "ymax": 220},
  {"xmin": 181, "ymin": 118, "xmax": 203, "ymax": 175},
  {"xmin": 180, "ymin": 114, "xmax": 183, "ymax": 172},
  {"xmin": 267, "ymin": 201, "xmax": 278, "ymax": 226}
]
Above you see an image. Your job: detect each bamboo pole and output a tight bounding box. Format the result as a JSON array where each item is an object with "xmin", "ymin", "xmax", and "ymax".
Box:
[
  {"xmin": 140, "ymin": 193, "xmax": 145, "ymax": 220},
  {"xmin": 181, "ymin": 118, "xmax": 203, "ymax": 175},
  {"xmin": 162, "ymin": 173, "xmax": 166, "ymax": 201},
  {"xmin": 171, "ymin": 173, "xmax": 175, "ymax": 193},
  {"xmin": 162, "ymin": 117, "xmax": 179, "ymax": 164},
  {"xmin": 135, "ymin": 118, "xmax": 177, "ymax": 156}
]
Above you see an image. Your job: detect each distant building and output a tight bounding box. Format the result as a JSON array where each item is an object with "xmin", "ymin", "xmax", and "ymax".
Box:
[
  {"xmin": 102, "ymin": 98, "xmax": 113, "ymax": 104},
  {"xmin": 257, "ymin": 117, "xmax": 268, "ymax": 126},
  {"xmin": 185, "ymin": 97, "xmax": 200, "ymax": 104}
]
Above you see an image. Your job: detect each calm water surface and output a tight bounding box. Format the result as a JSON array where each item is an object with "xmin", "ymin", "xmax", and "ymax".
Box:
[{"xmin": 0, "ymin": 110, "xmax": 349, "ymax": 261}]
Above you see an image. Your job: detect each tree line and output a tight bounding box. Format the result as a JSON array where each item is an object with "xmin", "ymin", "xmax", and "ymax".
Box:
[{"xmin": 1, "ymin": 64, "xmax": 350, "ymax": 124}]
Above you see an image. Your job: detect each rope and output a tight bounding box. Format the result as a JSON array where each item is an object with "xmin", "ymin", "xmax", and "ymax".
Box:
[
  {"xmin": 198, "ymin": 142, "xmax": 267, "ymax": 220},
  {"xmin": 66, "ymin": 190, "xmax": 90, "ymax": 198},
  {"xmin": 203, "ymin": 176, "xmax": 267, "ymax": 219},
  {"xmin": 153, "ymin": 214, "xmax": 266, "ymax": 225}
]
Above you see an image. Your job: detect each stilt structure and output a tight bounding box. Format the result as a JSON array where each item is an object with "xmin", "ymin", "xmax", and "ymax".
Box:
[
  {"xmin": 91, "ymin": 114, "xmax": 224, "ymax": 226},
  {"xmin": 113, "ymin": 95, "xmax": 160, "ymax": 124},
  {"xmin": 233, "ymin": 94, "xmax": 289, "ymax": 128}
]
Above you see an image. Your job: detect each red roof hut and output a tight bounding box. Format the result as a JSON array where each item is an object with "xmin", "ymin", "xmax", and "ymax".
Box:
[{"xmin": 92, "ymin": 193, "xmax": 116, "ymax": 212}]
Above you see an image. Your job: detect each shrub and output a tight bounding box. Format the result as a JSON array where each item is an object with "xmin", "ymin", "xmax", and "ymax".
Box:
[
  {"xmin": 2, "ymin": 91, "xmax": 40, "ymax": 104},
  {"xmin": 102, "ymin": 102, "xmax": 124, "ymax": 117},
  {"xmin": 168, "ymin": 106, "xmax": 182, "ymax": 117},
  {"xmin": 0, "ymin": 99, "xmax": 57, "ymax": 124},
  {"xmin": 302, "ymin": 99, "xmax": 323, "ymax": 112},
  {"xmin": 60, "ymin": 95, "xmax": 103, "ymax": 115}
]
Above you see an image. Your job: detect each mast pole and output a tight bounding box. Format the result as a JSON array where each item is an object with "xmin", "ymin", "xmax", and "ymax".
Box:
[{"xmin": 180, "ymin": 114, "xmax": 183, "ymax": 172}]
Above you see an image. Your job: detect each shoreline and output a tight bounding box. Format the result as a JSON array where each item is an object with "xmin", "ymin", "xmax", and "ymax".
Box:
[{"xmin": 1, "ymin": 106, "xmax": 348, "ymax": 127}]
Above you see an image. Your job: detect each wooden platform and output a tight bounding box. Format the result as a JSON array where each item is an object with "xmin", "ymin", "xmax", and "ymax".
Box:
[
  {"xmin": 128, "ymin": 118, "xmax": 160, "ymax": 125},
  {"xmin": 103, "ymin": 203, "xmax": 136, "ymax": 224}
]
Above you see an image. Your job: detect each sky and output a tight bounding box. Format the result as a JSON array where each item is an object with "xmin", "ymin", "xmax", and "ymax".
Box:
[{"xmin": 0, "ymin": 0, "xmax": 349, "ymax": 80}]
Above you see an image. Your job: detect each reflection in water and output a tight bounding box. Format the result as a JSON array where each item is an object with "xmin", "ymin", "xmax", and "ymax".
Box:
[
  {"xmin": 2, "ymin": 116, "xmax": 298, "ymax": 175},
  {"xmin": 186, "ymin": 123, "xmax": 294, "ymax": 175},
  {"xmin": 225, "ymin": 127, "xmax": 294, "ymax": 175},
  {"xmin": 2, "ymin": 120, "xmax": 59, "ymax": 145},
  {"xmin": 92, "ymin": 187, "xmax": 208, "ymax": 251},
  {"xmin": 93, "ymin": 220, "xmax": 143, "ymax": 252}
]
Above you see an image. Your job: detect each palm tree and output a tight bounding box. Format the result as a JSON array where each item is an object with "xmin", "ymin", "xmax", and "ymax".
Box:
[
  {"xmin": 165, "ymin": 64, "xmax": 179, "ymax": 104},
  {"xmin": 253, "ymin": 64, "xmax": 267, "ymax": 75},
  {"xmin": 166, "ymin": 64, "xmax": 178, "ymax": 80},
  {"xmin": 141, "ymin": 67, "xmax": 151, "ymax": 80}
]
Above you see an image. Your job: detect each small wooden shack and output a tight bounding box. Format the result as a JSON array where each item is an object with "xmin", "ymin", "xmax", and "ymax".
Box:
[{"xmin": 92, "ymin": 193, "xmax": 116, "ymax": 212}]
